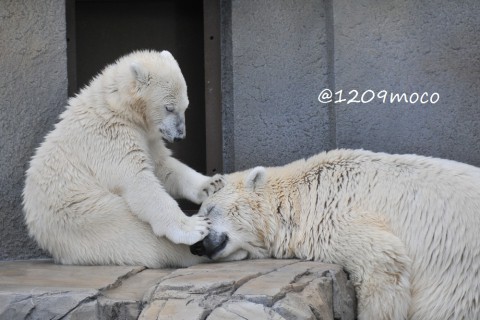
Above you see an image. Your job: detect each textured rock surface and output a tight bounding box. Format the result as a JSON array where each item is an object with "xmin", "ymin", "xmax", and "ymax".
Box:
[
  {"xmin": 140, "ymin": 260, "xmax": 356, "ymax": 320},
  {"xmin": 0, "ymin": 259, "xmax": 356, "ymax": 320},
  {"xmin": 0, "ymin": 260, "xmax": 151, "ymax": 319}
]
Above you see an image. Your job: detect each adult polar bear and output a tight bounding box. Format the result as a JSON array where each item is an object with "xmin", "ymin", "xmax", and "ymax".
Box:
[
  {"xmin": 191, "ymin": 149, "xmax": 480, "ymax": 319},
  {"xmin": 23, "ymin": 50, "xmax": 222, "ymax": 268}
]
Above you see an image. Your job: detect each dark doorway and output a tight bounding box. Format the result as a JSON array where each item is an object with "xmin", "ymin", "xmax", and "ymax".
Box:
[{"xmin": 67, "ymin": 0, "xmax": 220, "ymax": 212}]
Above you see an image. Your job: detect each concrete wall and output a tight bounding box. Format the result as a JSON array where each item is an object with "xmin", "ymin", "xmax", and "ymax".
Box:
[
  {"xmin": 0, "ymin": 0, "xmax": 68, "ymax": 259},
  {"xmin": 333, "ymin": 1, "xmax": 480, "ymax": 165},
  {"xmin": 225, "ymin": 0, "xmax": 480, "ymax": 170},
  {"xmin": 1, "ymin": 0, "xmax": 479, "ymax": 260},
  {"xmin": 227, "ymin": 0, "xmax": 335, "ymax": 171}
]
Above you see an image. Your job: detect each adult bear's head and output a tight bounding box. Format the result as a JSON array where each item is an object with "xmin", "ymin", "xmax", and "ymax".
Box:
[{"xmin": 190, "ymin": 167, "xmax": 274, "ymax": 261}]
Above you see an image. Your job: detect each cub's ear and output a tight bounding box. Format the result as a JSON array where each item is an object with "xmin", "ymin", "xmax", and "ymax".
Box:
[
  {"xmin": 130, "ymin": 62, "xmax": 149, "ymax": 86},
  {"xmin": 160, "ymin": 50, "xmax": 178, "ymax": 65},
  {"xmin": 245, "ymin": 166, "xmax": 266, "ymax": 191},
  {"xmin": 160, "ymin": 50, "xmax": 174, "ymax": 59}
]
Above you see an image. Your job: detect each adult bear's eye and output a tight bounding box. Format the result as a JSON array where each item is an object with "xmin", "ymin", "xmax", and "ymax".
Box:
[
  {"xmin": 165, "ymin": 105, "xmax": 174, "ymax": 112},
  {"xmin": 207, "ymin": 205, "xmax": 216, "ymax": 215}
]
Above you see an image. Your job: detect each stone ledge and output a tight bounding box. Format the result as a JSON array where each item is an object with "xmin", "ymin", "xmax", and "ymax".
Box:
[{"xmin": 0, "ymin": 259, "xmax": 356, "ymax": 320}]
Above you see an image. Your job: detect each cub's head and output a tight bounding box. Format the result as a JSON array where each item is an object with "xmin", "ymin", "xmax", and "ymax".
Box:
[
  {"xmin": 190, "ymin": 167, "xmax": 273, "ymax": 261},
  {"xmin": 127, "ymin": 50, "xmax": 189, "ymax": 142}
]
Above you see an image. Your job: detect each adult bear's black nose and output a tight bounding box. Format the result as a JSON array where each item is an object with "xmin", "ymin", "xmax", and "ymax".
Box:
[
  {"xmin": 190, "ymin": 231, "xmax": 228, "ymax": 259},
  {"xmin": 190, "ymin": 240, "xmax": 206, "ymax": 256}
]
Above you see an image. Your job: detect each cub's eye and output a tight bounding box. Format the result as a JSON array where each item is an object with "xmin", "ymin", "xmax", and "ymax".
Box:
[{"xmin": 165, "ymin": 105, "xmax": 174, "ymax": 112}]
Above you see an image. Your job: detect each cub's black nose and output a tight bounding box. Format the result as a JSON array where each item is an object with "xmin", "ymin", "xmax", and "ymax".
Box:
[
  {"xmin": 174, "ymin": 137, "xmax": 183, "ymax": 142},
  {"xmin": 190, "ymin": 240, "xmax": 206, "ymax": 256}
]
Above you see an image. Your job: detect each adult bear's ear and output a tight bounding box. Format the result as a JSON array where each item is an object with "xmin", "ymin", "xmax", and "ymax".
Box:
[
  {"xmin": 130, "ymin": 62, "xmax": 149, "ymax": 86},
  {"xmin": 245, "ymin": 166, "xmax": 266, "ymax": 191}
]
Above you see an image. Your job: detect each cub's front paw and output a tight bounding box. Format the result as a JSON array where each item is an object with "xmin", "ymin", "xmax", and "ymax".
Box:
[
  {"xmin": 198, "ymin": 174, "xmax": 225, "ymax": 202},
  {"xmin": 165, "ymin": 215, "xmax": 211, "ymax": 245}
]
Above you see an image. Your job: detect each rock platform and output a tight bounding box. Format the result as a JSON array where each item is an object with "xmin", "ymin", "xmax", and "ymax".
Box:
[{"xmin": 0, "ymin": 259, "xmax": 356, "ymax": 319}]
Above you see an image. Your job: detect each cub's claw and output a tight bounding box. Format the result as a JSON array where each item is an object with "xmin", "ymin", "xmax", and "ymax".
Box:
[{"xmin": 199, "ymin": 174, "xmax": 225, "ymax": 202}]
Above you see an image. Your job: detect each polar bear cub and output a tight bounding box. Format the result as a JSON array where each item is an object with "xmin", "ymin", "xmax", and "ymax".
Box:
[
  {"xmin": 191, "ymin": 149, "xmax": 480, "ymax": 319},
  {"xmin": 23, "ymin": 50, "xmax": 222, "ymax": 267}
]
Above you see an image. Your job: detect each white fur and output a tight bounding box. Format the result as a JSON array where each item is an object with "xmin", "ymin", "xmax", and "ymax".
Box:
[
  {"xmin": 200, "ymin": 149, "xmax": 480, "ymax": 319},
  {"xmin": 23, "ymin": 50, "xmax": 223, "ymax": 268}
]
